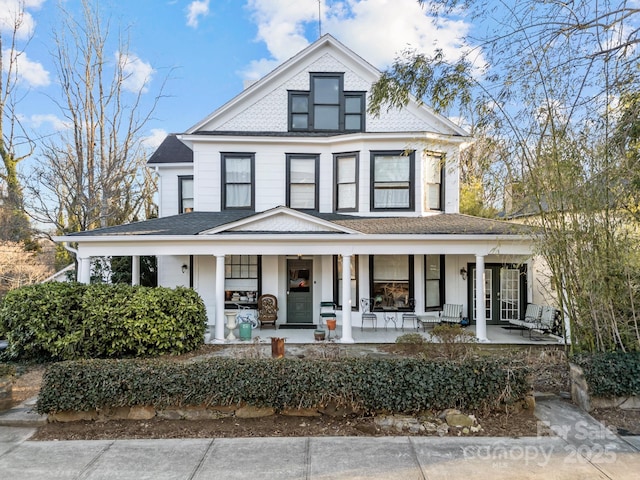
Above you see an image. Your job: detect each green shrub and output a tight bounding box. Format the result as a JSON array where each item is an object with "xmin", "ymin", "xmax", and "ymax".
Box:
[
  {"xmin": 36, "ymin": 356, "xmax": 530, "ymax": 415},
  {"xmin": 573, "ymin": 352, "xmax": 640, "ymax": 398},
  {"xmin": 0, "ymin": 364, "xmax": 15, "ymax": 378},
  {"xmin": 0, "ymin": 283, "xmax": 206, "ymax": 361}
]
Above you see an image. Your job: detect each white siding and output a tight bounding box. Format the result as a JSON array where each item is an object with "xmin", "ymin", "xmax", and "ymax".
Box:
[
  {"xmin": 213, "ymin": 53, "xmax": 433, "ymax": 134},
  {"xmin": 157, "ymin": 166, "xmax": 193, "ymax": 217},
  {"xmin": 194, "ymin": 149, "xmax": 221, "ymax": 211}
]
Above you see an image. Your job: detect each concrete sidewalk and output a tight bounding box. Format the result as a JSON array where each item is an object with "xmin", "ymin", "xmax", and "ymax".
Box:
[{"xmin": 0, "ymin": 395, "xmax": 639, "ymax": 479}]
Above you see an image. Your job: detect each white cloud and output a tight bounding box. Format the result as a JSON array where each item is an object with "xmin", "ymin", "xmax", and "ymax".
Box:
[
  {"xmin": 0, "ymin": 0, "xmax": 45, "ymax": 39},
  {"xmin": 29, "ymin": 114, "xmax": 71, "ymax": 131},
  {"xmin": 2, "ymin": 48, "xmax": 50, "ymax": 87},
  {"xmin": 186, "ymin": 0, "xmax": 210, "ymax": 28},
  {"xmin": 243, "ymin": 0, "xmax": 478, "ymax": 80},
  {"xmin": 117, "ymin": 52, "xmax": 155, "ymax": 93},
  {"xmin": 141, "ymin": 128, "xmax": 168, "ymax": 149}
]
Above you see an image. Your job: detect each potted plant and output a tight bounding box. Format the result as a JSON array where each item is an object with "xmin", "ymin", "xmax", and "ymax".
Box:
[{"xmin": 314, "ymin": 329, "xmax": 326, "ymax": 341}]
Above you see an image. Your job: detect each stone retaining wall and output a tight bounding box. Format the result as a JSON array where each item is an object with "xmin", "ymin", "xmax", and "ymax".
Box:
[{"xmin": 570, "ymin": 362, "xmax": 640, "ymax": 412}]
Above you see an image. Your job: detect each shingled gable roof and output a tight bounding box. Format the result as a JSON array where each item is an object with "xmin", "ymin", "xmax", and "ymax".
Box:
[
  {"xmin": 147, "ymin": 134, "xmax": 193, "ymax": 165},
  {"xmin": 64, "ymin": 210, "xmax": 534, "ymax": 238},
  {"xmin": 184, "ymin": 34, "xmax": 469, "ymax": 137}
]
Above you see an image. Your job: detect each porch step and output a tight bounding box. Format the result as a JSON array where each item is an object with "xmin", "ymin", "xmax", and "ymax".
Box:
[{"xmin": 278, "ymin": 323, "xmax": 318, "ymax": 330}]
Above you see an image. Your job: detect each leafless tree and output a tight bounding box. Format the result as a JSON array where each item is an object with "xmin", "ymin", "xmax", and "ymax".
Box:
[
  {"xmin": 25, "ymin": 0, "xmax": 162, "ymax": 235},
  {"xmin": 0, "ymin": 0, "xmax": 33, "ymax": 243}
]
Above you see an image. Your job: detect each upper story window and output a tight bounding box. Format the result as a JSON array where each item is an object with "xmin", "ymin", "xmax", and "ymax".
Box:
[
  {"xmin": 288, "ymin": 73, "xmax": 365, "ymax": 133},
  {"xmin": 222, "ymin": 153, "xmax": 254, "ymax": 209},
  {"xmin": 178, "ymin": 175, "xmax": 194, "ymax": 213},
  {"xmin": 334, "ymin": 152, "xmax": 358, "ymax": 211},
  {"xmin": 370, "ymin": 151, "xmax": 415, "ymax": 211},
  {"xmin": 287, "ymin": 154, "xmax": 319, "ymax": 210},
  {"xmin": 426, "ymin": 154, "xmax": 444, "ymax": 211}
]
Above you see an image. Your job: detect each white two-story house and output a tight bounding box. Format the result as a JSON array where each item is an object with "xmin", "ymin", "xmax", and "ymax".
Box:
[{"xmin": 55, "ymin": 35, "xmax": 536, "ymax": 343}]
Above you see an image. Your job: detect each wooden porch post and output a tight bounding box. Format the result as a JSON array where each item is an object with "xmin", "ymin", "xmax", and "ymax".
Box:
[
  {"xmin": 475, "ymin": 255, "xmax": 488, "ymax": 342},
  {"xmin": 78, "ymin": 256, "xmax": 91, "ymax": 284},
  {"xmin": 214, "ymin": 255, "xmax": 226, "ymax": 343},
  {"xmin": 131, "ymin": 255, "xmax": 140, "ymax": 286},
  {"xmin": 340, "ymin": 254, "xmax": 354, "ymax": 343}
]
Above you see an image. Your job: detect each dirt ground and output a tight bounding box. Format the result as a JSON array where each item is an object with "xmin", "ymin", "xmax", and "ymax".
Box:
[{"xmin": 5, "ymin": 343, "xmax": 639, "ymax": 440}]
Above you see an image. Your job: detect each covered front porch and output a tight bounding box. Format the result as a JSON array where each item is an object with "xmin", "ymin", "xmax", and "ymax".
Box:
[
  {"xmin": 215, "ymin": 323, "xmax": 565, "ymax": 346},
  {"xmin": 55, "ymin": 208, "xmax": 543, "ymax": 346}
]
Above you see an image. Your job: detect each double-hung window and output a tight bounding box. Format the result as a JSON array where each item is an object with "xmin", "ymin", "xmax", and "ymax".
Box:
[
  {"xmin": 222, "ymin": 153, "xmax": 254, "ymax": 209},
  {"xmin": 425, "ymin": 153, "xmax": 444, "ymax": 211},
  {"xmin": 371, "ymin": 151, "xmax": 414, "ymax": 211},
  {"xmin": 288, "ymin": 73, "xmax": 365, "ymax": 132},
  {"xmin": 178, "ymin": 175, "xmax": 194, "ymax": 213},
  {"xmin": 287, "ymin": 154, "xmax": 318, "ymax": 210},
  {"xmin": 425, "ymin": 255, "xmax": 445, "ymax": 310},
  {"xmin": 334, "ymin": 152, "xmax": 358, "ymax": 211}
]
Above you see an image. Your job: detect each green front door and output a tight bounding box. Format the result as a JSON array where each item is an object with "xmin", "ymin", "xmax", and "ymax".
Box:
[{"xmin": 287, "ymin": 259, "xmax": 313, "ymax": 324}]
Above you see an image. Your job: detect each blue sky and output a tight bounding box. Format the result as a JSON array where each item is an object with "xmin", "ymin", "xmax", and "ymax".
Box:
[{"xmin": 2, "ymin": 0, "xmax": 474, "ymax": 156}]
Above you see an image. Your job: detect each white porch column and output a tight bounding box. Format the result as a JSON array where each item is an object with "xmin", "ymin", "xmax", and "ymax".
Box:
[
  {"xmin": 78, "ymin": 256, "xmax": 91, "ymax": 284},
  {"xmin": 214, "ymin": 255, "xmax": 226, "ymax": 343},
  {"xmin": 340, "ymin": 254, "xmax": 354, "ymax": 344},
  {"xmin": 475, "ymin": 255, "xmax": 488, "ymax": 342},
  {"xmin": 131, "ymin": 255, "xmax": 140, "ymax": 286}
]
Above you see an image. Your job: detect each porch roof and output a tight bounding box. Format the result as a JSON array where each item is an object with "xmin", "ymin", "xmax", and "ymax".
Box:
[{"xmin": 63, "ymin": 210, "xmax": 535, "ymax": 238}]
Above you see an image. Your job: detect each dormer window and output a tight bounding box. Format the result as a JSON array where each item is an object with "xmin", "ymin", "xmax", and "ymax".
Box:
[{"xmin": 288, "ymin": 73, "xmax": 365, "ymax": 133}]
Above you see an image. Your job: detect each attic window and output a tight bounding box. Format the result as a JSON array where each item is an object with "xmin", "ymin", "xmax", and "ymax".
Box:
[{"xmin": 288, "ymin": 73, "xmax": 365, "ymax": 133}]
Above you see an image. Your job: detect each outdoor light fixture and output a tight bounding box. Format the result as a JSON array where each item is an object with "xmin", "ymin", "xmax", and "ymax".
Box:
[
  {"xmin": 460, "ymin": 267, "xmax": 468, "ymax": 281},
  {"xmin": 182, "ymin": 264, "xmax": 188, "ymax": 273}
]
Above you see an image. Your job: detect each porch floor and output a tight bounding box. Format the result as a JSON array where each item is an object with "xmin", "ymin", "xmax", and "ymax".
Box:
[{"xmin": 217, "ymin": 324, "xmax": 565, "ymax": 345}]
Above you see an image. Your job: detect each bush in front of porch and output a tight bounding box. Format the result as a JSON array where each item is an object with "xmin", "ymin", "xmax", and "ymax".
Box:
[
  {"xmin": 0, "ymin": 283, "xmax": 206, "ymax": 361},
  {"xmin": 36, "ymin": 355, "xmax": 530, "ymax": 416}
]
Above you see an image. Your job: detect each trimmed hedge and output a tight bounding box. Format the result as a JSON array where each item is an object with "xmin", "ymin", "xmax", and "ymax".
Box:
[
  {"xmin": 572, "ymin": 352, "xmax": 640, "ymax": 398},
  {"xmin": 36, "ymin": 356, "xmax": 530, "ymax": 415},
  {"xmin": 0, "ymin": 283, "xmax": 206, "ymax": 361}
]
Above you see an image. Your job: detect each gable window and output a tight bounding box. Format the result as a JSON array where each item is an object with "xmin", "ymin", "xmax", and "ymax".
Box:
[
  {"xmin": 426, "ymin": 154, "xmax": 444, "ymax": 211},
  {"xmin": 178, "ymin": 175, "xmax": 194, "ymax": 213},
  {"xmin": 344, "ymin": 93, "xmax": 364, "ymax": 130},
  {"xmin": 288, "ymin": 73, "xmax": 365, "ymax": 132},
  {"xmin": 425, "ymin": 255, "xmax": 445, "ymax": 310},
  {"xmin": 370, "ymin": 255, "xmax": 414, "ymax": 309},
  {"xmin": 333, "ymin": 255, "xmax": 358, "ymax": 310},
  {"xmin": 371, "ymin": 151, "xmax": 414, "ymax": 211},
  {"xmin": 287, "ymin": 154, "xmax": 318, "ymax": 210},
  {"xmin": 290, "ymin": 93, "xmax": 309, "ymax": 129},
  {"xmin": 334, "ymin": 152, "xmax": 358, "ymax": 211},
  {"xmin": 222, "ymin": 153, "xmax": 254, "ymax": 209}
]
